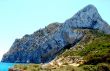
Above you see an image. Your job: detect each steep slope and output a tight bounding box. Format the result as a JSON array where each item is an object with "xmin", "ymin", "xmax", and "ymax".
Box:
[
  {"xmin": 2, "ymin": 4, "xmax": 110, "ymax": 63},
  {"xmin": 11, "ymin": 29, "xmax": 110, "ymax": 71}
]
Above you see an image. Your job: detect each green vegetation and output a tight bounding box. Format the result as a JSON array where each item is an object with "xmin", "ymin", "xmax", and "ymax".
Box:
[
  {"xmin": 14, "ymin": 64, "xmax": 40, "ymax": 71},
  {"xmin": 79, "ymin": 33, "xmax": 110, "ymax": 64},
  {"xmin": 81, "ymin": 63, "xmax": 110, "ymax": 71}
]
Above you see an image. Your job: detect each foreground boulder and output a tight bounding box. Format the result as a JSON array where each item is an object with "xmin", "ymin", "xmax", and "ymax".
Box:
[{"xmin": 2, "ymin": 4, "xmax": 110, "ymax": 63}]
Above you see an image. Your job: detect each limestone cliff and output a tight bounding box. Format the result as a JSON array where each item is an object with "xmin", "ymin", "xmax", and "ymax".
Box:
[{"xmin": 2, "ymin": 4, "xmax": 110, "ymax": 63}]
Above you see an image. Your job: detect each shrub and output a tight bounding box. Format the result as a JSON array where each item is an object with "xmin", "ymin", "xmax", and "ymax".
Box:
[
  {"xmin": 97, "ymin": 63, "xmax": 110, "ymax": 71},
  {"xmin": 82, "ymin": 65, "xmax": 97, "ymax": 71}
]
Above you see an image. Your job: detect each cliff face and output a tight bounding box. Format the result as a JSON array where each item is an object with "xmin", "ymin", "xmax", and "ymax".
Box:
[{"xmin": 2, "ymin": 4, "xmax": 110, "ymax": 63}]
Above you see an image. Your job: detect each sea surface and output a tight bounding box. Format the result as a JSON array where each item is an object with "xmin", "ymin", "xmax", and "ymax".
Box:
[{"xmin": 0, "ymin": 62, "xmax": 15, "ymax": 71}]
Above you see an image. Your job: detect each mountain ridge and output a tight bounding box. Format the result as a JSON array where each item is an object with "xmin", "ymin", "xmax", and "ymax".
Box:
[{"xmin": 2, "ymin": 4, "xmax": 110, "ymax": 63}]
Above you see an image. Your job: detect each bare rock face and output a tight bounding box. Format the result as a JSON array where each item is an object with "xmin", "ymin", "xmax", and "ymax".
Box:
[
  {"xmin": 64, "ymin": 5, "xmax": 110, "ymax": 34},
  {"xmin": 2, "ymin": 5, "xmax": 110, "ymax": 63}
]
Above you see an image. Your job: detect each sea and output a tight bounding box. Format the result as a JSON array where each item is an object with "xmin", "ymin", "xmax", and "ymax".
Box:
[{"xmin": 0, "ymin": 62, "xmax": 14, "ymax": 71}]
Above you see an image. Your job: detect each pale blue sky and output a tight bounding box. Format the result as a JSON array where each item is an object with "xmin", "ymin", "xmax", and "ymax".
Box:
[{"xmin": 0, "ymin": 0, "xmax": 110, "ymax": 60}]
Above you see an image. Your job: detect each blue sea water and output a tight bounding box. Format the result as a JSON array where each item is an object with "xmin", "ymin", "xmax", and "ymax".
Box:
[{"xmin": 0, "ymin": 62, "xmax": 14, "ymax": 71}]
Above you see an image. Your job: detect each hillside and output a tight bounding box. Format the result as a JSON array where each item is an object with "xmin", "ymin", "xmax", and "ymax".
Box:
[{"xmin": 10, "ymin": 29, "xmax": 110, "ymax": 71}]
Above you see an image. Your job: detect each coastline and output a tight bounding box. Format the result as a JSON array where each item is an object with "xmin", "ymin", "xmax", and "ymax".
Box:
[{"xmin": 0, "ymin": 62, "xmax": 15, "ymax": 71}]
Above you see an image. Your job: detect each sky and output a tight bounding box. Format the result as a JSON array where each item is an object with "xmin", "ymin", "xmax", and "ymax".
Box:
[{"xmin": 0, "ymin": 0, "xmax": 110, "ymax": 61}]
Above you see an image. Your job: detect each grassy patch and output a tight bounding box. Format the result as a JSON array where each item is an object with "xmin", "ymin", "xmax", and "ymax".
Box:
[{"xmin": 14, "ymin": 64, "xmax": 40, "ymax": 71}]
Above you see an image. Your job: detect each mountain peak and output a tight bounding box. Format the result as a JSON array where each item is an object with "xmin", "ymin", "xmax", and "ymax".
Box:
[
  {"xmin": 65, "ymin": 4, "xmax": 100, "ymax": 24},
  {"xmin": 82, "ymin": 4, "xmax": 97, "ymax": 12},
  {"xmin": 65, "ymin": 4, "xmax": 110, "ymax": 34}
]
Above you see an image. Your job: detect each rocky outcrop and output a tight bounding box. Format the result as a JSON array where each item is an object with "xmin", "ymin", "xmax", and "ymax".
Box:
[
  {"xmin": 2, "ymin": 4, "xmax": 110, "ymax": 63},
  {"xmin": 8, "ymin": 68, "xmax": 22, "ymax": 71}
]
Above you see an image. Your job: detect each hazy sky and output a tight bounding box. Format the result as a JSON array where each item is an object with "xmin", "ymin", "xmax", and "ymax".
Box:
[{"xmin": 0, "ymin": 0, "xmax": 110, "ymax": 60}]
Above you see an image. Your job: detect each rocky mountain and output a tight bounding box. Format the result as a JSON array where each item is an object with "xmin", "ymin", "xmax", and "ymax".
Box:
[
  {"xmin": 1, "ymin": 4, "xmax": 110, "ymax": 63},
  {"xmin": 12, "ymin": 29, "xmax": 110, "ymax": 71}
]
